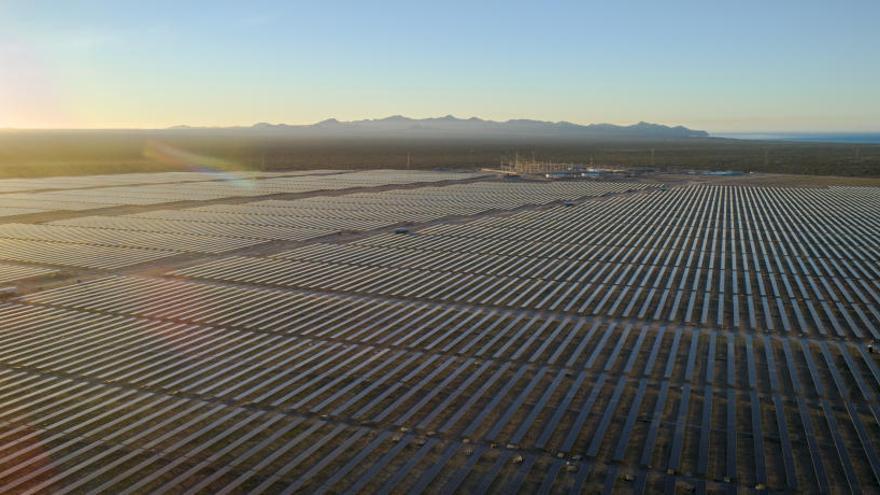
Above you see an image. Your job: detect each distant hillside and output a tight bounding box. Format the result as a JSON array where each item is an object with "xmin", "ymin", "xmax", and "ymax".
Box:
[
  {"xmin": 3, "ymin": 119, "xmax": 878, "ymax": 179},
  {"xmin": 171, "ymin": 116, "xmax": 710, "ymax": 140}
]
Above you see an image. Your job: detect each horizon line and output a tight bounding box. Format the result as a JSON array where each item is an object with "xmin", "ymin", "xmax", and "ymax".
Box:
[
  {"xmin": 0, "ymin": 113, "xmax": 878, "ymax": 135},
  {"xmin": 3, "ymin": 128, "xmax": 880, "ymax": 135}
]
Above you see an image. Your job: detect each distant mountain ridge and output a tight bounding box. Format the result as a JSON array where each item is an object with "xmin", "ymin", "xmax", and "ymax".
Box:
[{"xmin": 171, "ymin": 116, "xmax": 709, "ymax": 139}]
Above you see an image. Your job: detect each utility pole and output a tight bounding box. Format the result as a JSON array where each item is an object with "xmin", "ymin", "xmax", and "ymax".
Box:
[{"xmin": 406, "ymin": 153, "xmax": 411, "ymax": 170}]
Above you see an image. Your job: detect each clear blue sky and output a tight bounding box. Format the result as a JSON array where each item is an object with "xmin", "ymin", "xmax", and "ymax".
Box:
[{"xmin": 1, "ymin": 0, "xmax": 878, "ymax": 131}]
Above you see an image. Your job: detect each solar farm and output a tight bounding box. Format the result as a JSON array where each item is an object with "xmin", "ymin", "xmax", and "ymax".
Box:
[{"xmin": 0, "ymin": 168, "xmax": 878, "ymax": 494}]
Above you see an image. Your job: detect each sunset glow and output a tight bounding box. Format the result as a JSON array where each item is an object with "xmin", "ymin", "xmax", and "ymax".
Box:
[{"xmin": 1, "ymin": 0, "xmax": 878, "ymax": 132}]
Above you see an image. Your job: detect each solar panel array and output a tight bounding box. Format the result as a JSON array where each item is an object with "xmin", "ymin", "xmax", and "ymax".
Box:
[
  {"xmin": 0, "ymin": 171, "xmax": 331, "ymax": 215},
  {"xmin": 0, "ymin": 170, "xmax": 491, "ymax": 270},
  {"xmin": 0, "ymin": 171, "xmax": 235, "ymax": 193},
  {"xmin": 0, "ymin": 173, "xmax": 878, "ymax": 494},
  {"xmin": 43, "ymin": 181, "xmax": 641, "ymax": 253},
  {"xmin": 0, "ymin": 262, "xmax": 58, "ymax": 284},
  {"xmin": 0, "ymin": 169, "xmax": 483, "ymax": 217}
]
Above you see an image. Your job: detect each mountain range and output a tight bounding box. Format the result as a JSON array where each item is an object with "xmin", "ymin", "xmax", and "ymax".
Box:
[{"xmin": 170, "ymin": 116, "xmax": 709, "ymax": 139}]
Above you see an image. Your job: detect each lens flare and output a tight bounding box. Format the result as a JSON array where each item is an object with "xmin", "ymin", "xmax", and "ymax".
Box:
[{"xmin": 143, "ymin": 141, "xmax": 255, "ymax": 188}]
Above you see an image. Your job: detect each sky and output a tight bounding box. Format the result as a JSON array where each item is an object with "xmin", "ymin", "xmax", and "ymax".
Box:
[{"xmin": 1, "ymin": 0, "xmax": 878, "ymax": 132}]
